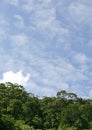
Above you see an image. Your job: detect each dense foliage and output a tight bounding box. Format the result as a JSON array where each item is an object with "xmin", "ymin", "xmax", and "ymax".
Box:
[{"xmin": 0, "ymin": 82, "xmax": 92, "ymax": 130}]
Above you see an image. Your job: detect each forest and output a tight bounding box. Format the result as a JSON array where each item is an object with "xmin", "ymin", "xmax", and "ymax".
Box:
[{"xmin": 0, "ymin": 82, "xmax": 92, "ymax": 130}]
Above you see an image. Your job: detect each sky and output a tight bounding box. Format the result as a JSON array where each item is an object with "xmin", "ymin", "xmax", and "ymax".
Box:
[{"xmin": 0, "ymin": 0, "xmax": 92, "ymax": 98}]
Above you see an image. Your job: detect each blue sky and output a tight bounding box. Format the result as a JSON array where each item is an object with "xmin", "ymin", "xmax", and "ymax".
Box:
[{"xmin": 0, "ymin": 0, "xmax": 92, "ymax": 98}]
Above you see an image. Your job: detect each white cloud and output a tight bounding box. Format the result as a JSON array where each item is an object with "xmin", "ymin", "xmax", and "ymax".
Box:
[
  {"xmin": 25, "ymin": 56, "xmax": 89, "ymax": 97},
  {"xmin": 21, "ymin": 0, "xmax": 70, "ymax": 48},
  {"xmin": 10, "ymin": 34, "xmax": 29, "ymax": 45},
  {"xmin": 32, "ymin": 7, "xmax": 56, "ymax": 30},
  {"xmin": 0, "ymin": 0, "xmax": 91, "ymax": 98},
  {"xmin": 14, "ymin": 15, "xmax": 25, "ymax": 29},
  {"xmin": 73, "ymin": 52, "xmax": 89, "ymax": 64},
  {"xmin": 28, "ymin": 57, "xmax": 88, "ymax": 91},
  {"xmin": 22, "ymin": 0, "xmax": 52, "ymax": 13},
  {"xmin": 0, "ymin": 70, "xmax": 30, "ymax": 86},
  {"xmin": 22, "ymin": 0, "xmax": 34, "ymax": 13},
  {"xmin": 0, "ymin": 17, "xmax": 9, "ymax": 41},
  {"xmin": 6, "ymin": 0, "xmax": 19, "ymax": 6},
  {"xmin": 27, "ymin": 1, "xmax": 70, "ymax": 46},
  {"xmin": 68, "ymin": 2, "xmax": 92, "ymax": 24}
]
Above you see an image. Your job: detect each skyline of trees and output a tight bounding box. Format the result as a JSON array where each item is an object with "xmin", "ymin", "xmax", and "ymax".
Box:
[{"xmin": 0, "ymin": 82, "xmax": 92, "ymax": 130}]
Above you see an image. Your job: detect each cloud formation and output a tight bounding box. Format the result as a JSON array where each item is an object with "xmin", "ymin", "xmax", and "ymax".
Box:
[
  {"xmin": 0, "ymin": 70, "xmax": 30, "ymax": 86},
  {"xmin": 6, "ymin": 0, "xmax": 19, "ymax": 6},
  {"xmin": 0, "ymin": 0, "xmax": 92, "ymax": 98}
]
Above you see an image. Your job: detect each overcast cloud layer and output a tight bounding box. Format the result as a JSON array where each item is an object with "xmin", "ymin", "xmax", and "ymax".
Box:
[{"xmin": 0, "ymin": 0, "xmax": 92, "ymax": 98}]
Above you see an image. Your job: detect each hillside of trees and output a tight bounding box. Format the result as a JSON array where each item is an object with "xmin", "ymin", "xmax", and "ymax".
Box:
[{"xmin": 0, "ymin": 82, "xmax": 92, "ymax": 130}]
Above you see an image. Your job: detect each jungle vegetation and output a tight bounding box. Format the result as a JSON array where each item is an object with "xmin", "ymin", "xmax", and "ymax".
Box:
[{"xmin": 0, "ymin": 82, "xmax": 92, "ymax": 130}]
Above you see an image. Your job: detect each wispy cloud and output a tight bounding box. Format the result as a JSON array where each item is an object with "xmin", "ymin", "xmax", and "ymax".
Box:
[
  {"xmin": 0, "ymin": 17, "xmax": 9, "ymax": 41},
  {"xmin": 21, "ymin": 0, "xmax": 34, "ymax": 13},
  {"xmin": 6, "ymin": 0, "xmax": 19, "ymax": 6},
  {"xmin": 0, "ymin": 0, "xmax": 92, "ymax": 98},
  {"xmin": 68, "ymin": 2, "xmax": 92, "ymax": 24},
  {"xmin": 10, "ymin": 33, "xmax": 29, "ymax": 46},
  {"xmin": 73, "ymin": 52, "xmax": 89, "ymax": 64},
  {"xmin": 14, "ymin": 14, "xmax": 25, "ymax": 29}
]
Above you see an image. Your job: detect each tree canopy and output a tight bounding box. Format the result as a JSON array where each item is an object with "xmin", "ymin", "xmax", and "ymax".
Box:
[{"xmin": 0, "ymin": 82, "xmax": 92, "ymax": 130}]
